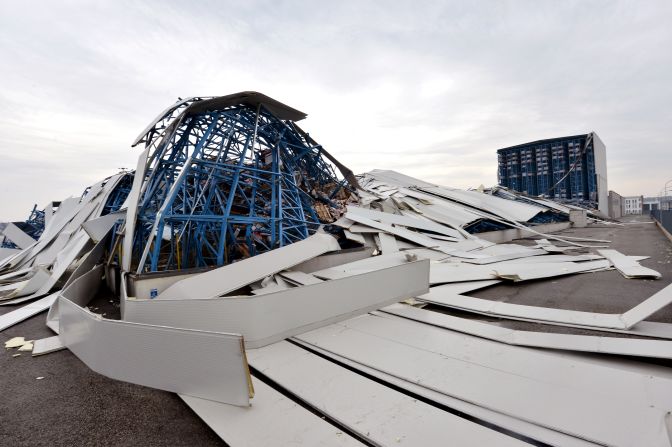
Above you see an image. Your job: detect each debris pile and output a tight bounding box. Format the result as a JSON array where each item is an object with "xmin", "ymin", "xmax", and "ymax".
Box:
[
  {"xmin": 0, "ymin": 172, "xmax": 132, "ymax": 305},
  {"xmin": 1, "ymin": 92, "xmax": 671, "ymax": 447},
  {"xmin": 0, "ymin": 204, "xmax": 46, "ymax": 250}
]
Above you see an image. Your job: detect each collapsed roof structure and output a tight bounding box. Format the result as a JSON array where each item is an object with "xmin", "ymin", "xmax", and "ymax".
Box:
[{"xmin": 2, "ymin": 92, "xmax": 672, "ymax": 447}]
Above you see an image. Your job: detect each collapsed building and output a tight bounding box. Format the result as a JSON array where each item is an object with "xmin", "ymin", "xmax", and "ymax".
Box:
[{"xmin": 2, "ymin": 92, "xmax": 672, "ymax": 447}]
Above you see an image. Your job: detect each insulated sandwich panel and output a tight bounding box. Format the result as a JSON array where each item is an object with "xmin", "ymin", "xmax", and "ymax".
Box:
[
  {"xmin": 59, "ymin": 267, "xmax": 252, "ymax": 406},
  {"xmin": 156, "ymin": 233, "xmax": 340, "ymax": 300},
  {"xmin": 1, "ymin": 223, "xmax": 35, "ymax": 249},
  {"xmin": 598, "ymin": 249, "xmax": 662, "ymax": 279},
  {"xmin": 181, "ymin": 380, "xmax": 365, "ymax": 447},
  {"xmin": 246, "ymin": 341, "xmax": 528, "ymax": 447},
  {"xmin": 289, "ymin": 338, "xmax": 600, "ymax": 447},
  {"xmin": 419, "ymin": 282, "xmax": 672, "ymax": 330},
  {"xmin": 295, "ymin": 315, "xmax": 672, "ymax": 447},
  {"xmin": 0, "ymin": 292, "xmax": 58, "ymax": 331},
  {"xmin": 346, "ymin": 205, "xmax": 462, "ymax": 239},
  {"xmin": 381, "ymin": 304, "xmax": 672, "ymax": 359},
  {"xmin": 124, "ymin": 260, "xmax": 430, "ymax": 348}
]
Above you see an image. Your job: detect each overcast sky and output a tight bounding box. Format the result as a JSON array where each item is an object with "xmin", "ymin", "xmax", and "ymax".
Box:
[{"xmin": 1, "ymin": 0, "xmax": 670, "ymax": 221}]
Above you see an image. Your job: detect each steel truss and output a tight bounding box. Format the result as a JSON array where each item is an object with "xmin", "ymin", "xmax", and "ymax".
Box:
[{"xmin": 132, "ymin": 99, "xmax": 348, "ymax": 272}]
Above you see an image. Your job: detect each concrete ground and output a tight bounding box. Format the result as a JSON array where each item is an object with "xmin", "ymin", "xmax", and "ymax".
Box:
[
  {"xmin": 1, "ymin": 214, "xmax": 671, "ymax": 446},
  {"xmin": 468, "ymin": 215, "xmax": 672, "ymax": 329}
]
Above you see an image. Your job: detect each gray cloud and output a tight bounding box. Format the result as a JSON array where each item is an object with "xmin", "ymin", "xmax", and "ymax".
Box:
[{"xmin": 0, "ymin": 0, "xmax": 670, "ymax": 220}]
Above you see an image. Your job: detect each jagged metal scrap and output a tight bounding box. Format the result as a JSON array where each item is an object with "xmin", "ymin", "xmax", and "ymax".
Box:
[
  {"xmin": 0, "ymin": 204, "xmax": 46, "ymax": 249},
  {"xmin": 127, "ymin": 92, "xmax": 356, "ymax": 273}
]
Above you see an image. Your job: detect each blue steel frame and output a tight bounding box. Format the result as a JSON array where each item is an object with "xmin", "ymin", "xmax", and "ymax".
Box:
[
  {"xmin": 0, "ymin": 204, "xmax": 46, "ymax": 248},
  {"xmin": 132, "ymin": 100, "xmax": 344, "ymax": 272}
]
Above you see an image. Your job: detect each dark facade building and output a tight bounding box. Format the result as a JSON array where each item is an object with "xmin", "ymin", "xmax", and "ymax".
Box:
[{"xmin": 497, "ymin": 132, "xmax": 608, "ymax": 214}]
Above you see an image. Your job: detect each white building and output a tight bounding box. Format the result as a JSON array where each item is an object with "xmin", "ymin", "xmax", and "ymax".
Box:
[{"xmin": 623, "ymin": 196, "xmax": 643, "ymax": 215}]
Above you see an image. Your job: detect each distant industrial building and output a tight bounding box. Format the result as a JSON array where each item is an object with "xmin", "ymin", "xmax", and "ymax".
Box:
[{"xmin": 497, "ymin": 132, "xmax": 608, "ymax": 214}]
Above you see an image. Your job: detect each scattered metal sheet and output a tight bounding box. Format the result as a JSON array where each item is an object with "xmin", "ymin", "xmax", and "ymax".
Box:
[
  {"xmin": 346, "ymin": 205, "xmax": 462, "ymax": 239},
  {"xmin": 598, "ymin": 249, "xmax": 662, "ymax": 279},
  {"xmin": 290, "ymin": 337, "xmax": 600, "ymax": 447},
  {"xmin": 296, "ymin": 315, "xmax": 672, "ymax": 447},
  {"xmin": 496, "ymin": 254, "xmax": 606, "ymax": 264},
  {"xmin": 0, "ymin": 267, "xmax": 50, "ymax": 301},
  {"xmin": 81, "ymin": 211, "xmax": 125, "ymax": 243},
  {"xmin": 181, "ymin": 380, "xmax": 364, "ymax": 447},
  {"xmin": 31, "ymin": 336, "xmax": 65, "ymax": 356},
  {"xmin": 124, "ymin": 260, "xmax": 429, "ymax": 348},
  {"xmin": 248, "ymin": 341, "xmax": 528, "ymax": 447},
  {"xmin": 381, "ymin": 304, "xmax": 672, "ymax": 359},
  {"xmin": 312, "ymin": 250, "xmax": 446, "ymax": 281},
  {"xmin": 376, "ymin": 232, "xmax": 399, "ymax": 254},
  {"xmin": 429, "ymin": 263, "xmax": 502, "ymax": 284},
  {"xmin": 156, "ymin": 233, "xmax": 340, "ymax": 300},
  {"xmin": 345, "ymin": 212, "xmax": 461, "ymax": 253},
  {"xmin": 492, "ymin": 260, "xmax": 611, "ymax": 282},
  {"xmin": 46, "ymin": 235, "xmax": 109, "ymax": 331},
  {"xmin": 59, "ymin": 266, "xmax": 253, "ymax": 406},
  {"xmin": 460, "ymin": 249, "xmax": 547, "ymax": 264},
  {"xmin": 0, "ymin": 247, "xmax": 20, "ymax": 263},
  {"xmin": 277, "ymin": 270, "xmax": 323, "ymax": 286},
  {"xmin": 342, "ymin": 229, "xmax": 366, "ymax": 245},
  {"xmin": 0, "ymin": 292, "xmax": 58, "ymax": 331},
  {"xmin": 122, "ymin": 149, "xmax": 149, "ymax": 272},
  {"xmin": 292, "ymin": 247, "xmax": 376, "ymax": 274},
  {"xmin": 418, "ymin": 282, "xmax": 672, "ymax": 331},
  {"xmin": 1, "ymin": 223, "xmax": 35, "ymax": 249}
]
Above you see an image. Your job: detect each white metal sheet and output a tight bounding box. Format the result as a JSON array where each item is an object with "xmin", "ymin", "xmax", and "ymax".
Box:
[
  {"xmin": 181, "ymin": 380, "xmax": 364, "ymax": 447},
  {"xmin": 381, "ymin": 304, "xmax": 672, "ymax": 359},
  {"xmin": 0, "ymin": 267, "xmax": 50, "ymax": 301},
  {"xmin": 0, "ymin": 292, "xmax": 58, "ymax": 331},
  {"xmin": 1, "ymin": 223, "xmax": 35, "ymax": 249},
  {"xmin": 346, "ymin": 205, "xmax": 462, "ymax": 239},
  {"xmin": 277, "ymin": 270, "xmax": 323, "ymax": 286},
  {"xmin": 492, "ymin": 260, "xmax": 611, "ymax": 282},
  {"xmin": 344, "ymin": 213, "xmax": 458, "ymax": 254},
  {"xmin": 376, "ymin": 232, "xmax": 399, "ymax": 254},
  {"xmin": 295, "ymin": 315, "xmax": 672, "ymax": 447},
  {"xmin": 248, "ymin": 341, "xmax": 527, "ymax": 447},
  {"xmin": 290, "ymin": 337, "xmax": 599, "ymax": 447},
  {"xmin": 81, "ymin": 211, "xmax": 125, "ymax": 243},
  {"xmin": 156, "ymin": 233, "xmax": 340, "ymax": 300},
  {"xmin": 429, "ymin": 263, "xmax": 499, "ymax": 284},
  {"xmin": 598, "ymin": 249, "xmax": 662, "ymax": 279},
  {"xmin": 31, "ymin": 336, "xmax": 65, "ymax": 356},
  {"xmin": 59, "ymin": 267, "xmax": 252, "ymax": 406},
  {"xmin": 124, "ymin": 260, "xmax": 430, "ymax": 348},
  {"xmin": 421, "ymin": 282, "xmax": 672, "ymax": 331},
  {"xmin": 461, "ymin": 249, "xmax": 547, "ymax": 264}
]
